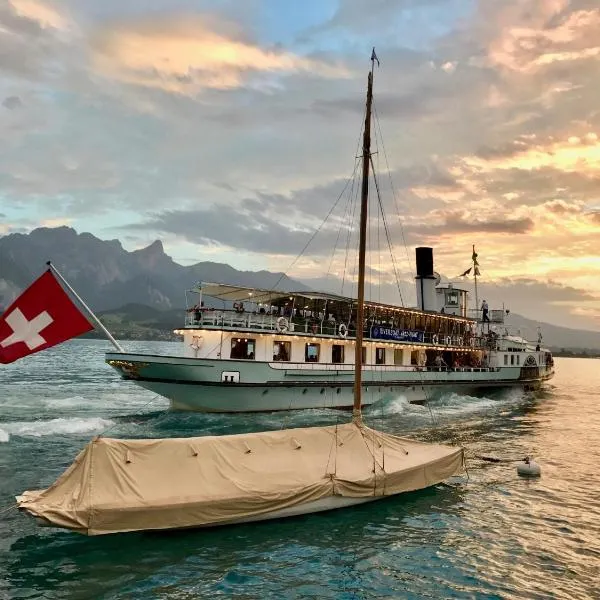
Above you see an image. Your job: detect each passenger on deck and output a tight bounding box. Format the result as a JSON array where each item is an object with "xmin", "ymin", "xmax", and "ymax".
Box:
[
  {"xmin": 481, "ymin": 300, "xmax": 490, "ymax": 322},
  {"xmin": 194, "ymin": 302, "xmax": 204, "ymax": 321}
]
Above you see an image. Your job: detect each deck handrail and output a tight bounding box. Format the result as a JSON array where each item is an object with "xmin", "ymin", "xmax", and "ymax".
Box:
[{"xmin": 183, "ymin": 309, "xmax": 502, "ymax": 349}]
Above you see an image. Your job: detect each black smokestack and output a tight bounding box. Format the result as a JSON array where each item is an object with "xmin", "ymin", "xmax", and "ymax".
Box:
[{"xmin": 415, "ymin": 247, "xmax": 434, "ymax": 278}]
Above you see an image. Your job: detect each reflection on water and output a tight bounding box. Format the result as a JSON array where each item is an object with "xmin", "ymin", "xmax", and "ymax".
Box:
[{"xmin": 1, "ymin": 342, "xmax": 599, "ymax": 599}]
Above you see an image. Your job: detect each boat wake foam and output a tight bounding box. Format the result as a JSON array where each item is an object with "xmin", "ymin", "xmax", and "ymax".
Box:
[
  {"xmin": 0, "ymin": 417, "xmax": 115, "ymax": 439},
  {"xmin": 430, "ymin": 390, "xmax": 523, "ymax": 415},
  {"xmin": 365, "ymin": 394, "xmax": 425, "ymax": 417},
  {"xmin": 42, "ymin": 393, "xmax": 168, "ymax": 411},
  {"xmin": 369, "ymin": 388, "xmax": 529, "ymax": 420}
]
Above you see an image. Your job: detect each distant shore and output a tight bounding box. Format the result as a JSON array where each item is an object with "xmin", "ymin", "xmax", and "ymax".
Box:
[{"xmin": 551, "ymin": 350, "xmax": 600, "ymax": 359}]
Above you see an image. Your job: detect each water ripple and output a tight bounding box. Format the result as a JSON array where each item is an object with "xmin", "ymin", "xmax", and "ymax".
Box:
[{"xmin": 1, "ymin": 345, "xmax": 599, "ymax": 599}]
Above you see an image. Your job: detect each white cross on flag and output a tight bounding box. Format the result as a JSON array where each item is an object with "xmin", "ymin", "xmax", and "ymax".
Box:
[{"xmin": 0, "ymin": 270, "xmax": 93, "ymax": 364}]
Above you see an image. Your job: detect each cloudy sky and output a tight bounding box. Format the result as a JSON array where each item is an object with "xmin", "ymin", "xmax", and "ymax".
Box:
[{"xmin": 1, "ymin": 0, "xmax": 599, "ymax": 330}]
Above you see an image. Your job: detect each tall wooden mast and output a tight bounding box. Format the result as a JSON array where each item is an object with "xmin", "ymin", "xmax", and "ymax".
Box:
[{"xmin": 352, "ymin": 53, "xmax": 376, "ymax": 423}]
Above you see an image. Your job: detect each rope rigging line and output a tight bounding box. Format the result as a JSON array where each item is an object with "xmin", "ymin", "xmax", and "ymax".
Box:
[
  {"xmin": 326, "ymin": 163, "xmax": 358, "ymax": 281},
  {"xmin": 371, "ymin": 107, "xmax": 382, "ymax": 307},
  {"xmin": 327, "ymin": 160, "xmax": 363, "ymax": 295},
  {"xmin": 368, "ymin": 104, "xmax": 453, "ymax": 431},
  {"xmin": 370, "ymin": 155, "xmax": 405, "ymax": 307},
  {"xmin": 0, "ymin": 503, "xmax": 17, "ymax": 515},
  {"xmin": 271, "ymin": 171, "xmax": 358, "ymax": 292},
  {"xmin": 341, "ymin": 165, "xmax": 361, "ymax": 298},
  {"xmin": 97, "ymin": 394, "xmax": 168, "ymax": 439},
  {"xmin": 372, "ymin": 103, "xmax": 414, "ymax": 283},
  {"xmin": 327, "ymin": 116, "xmax": 366, "ymax": 292},
  {"xmin": 273, "ymin": 105, "xmax": 367, "ymax": 291}
]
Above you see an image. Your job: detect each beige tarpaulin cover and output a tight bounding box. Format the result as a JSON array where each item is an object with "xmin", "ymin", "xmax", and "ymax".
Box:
[{"xmin": 17, "ymin": 422, "xmax": 463, "ymax": 535}]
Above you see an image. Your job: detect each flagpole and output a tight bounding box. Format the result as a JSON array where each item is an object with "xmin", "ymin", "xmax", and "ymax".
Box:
[
  {"xmin": 473, "ymin": 245, "xmax": 479, "ymax": 321},
  {"xmin": 46, "ymin": 261, "xmax": 125, "ymax": 353}
]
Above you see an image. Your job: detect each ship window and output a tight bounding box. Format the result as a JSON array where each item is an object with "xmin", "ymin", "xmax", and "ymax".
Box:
[
  {"xmin": 305, "ymin": 343, "xmax": 320, "ymax": 362},
  {"xmin": 273, "ymin": 341, "xmax": 291, "ymax": 362},
  {"xmin": 446, "ymin": 292, "xmax": 459, "ymax": 306},
  {"xmin": 375, "ymin": 347, "xmax": 386, "ymax": 365},
  {"xmin": 361, "ymin": 347, "xmax": 367, "ymax": 364},
  {"xmin": 504, "ymin": 355, "xmax": 508, "ymax": 365},
  {"xmin": 231, "ymin": 338, "xmax": 256, "ymax": 360},
  {"xmin": 332, "ymin": 344, "xmax": 344, "ymax": 364},
  {"xmin": 395, "ymin": 349, "xmax": 404, "ymax": 365},
  {"xmin": 511, "ymin": 355, "xmax": 515, "ymax": 365},
  {"xmin": 517, "ymin": 355, "xmax": 520, "ymax": 365}
]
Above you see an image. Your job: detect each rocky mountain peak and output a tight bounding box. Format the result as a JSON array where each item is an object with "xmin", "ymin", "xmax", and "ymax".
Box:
[{"xmin": 137, "ymin": 240, "xmax": 164, "ymax": 255}]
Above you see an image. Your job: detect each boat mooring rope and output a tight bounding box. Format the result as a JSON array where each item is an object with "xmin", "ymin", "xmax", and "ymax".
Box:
[
  {"xmin": 0, "ymin": 502, "xmax": 17, "ymax": 515},
  {"xmin": 98, "ymin": 394, "xmax": 166, "ymax": 438}
]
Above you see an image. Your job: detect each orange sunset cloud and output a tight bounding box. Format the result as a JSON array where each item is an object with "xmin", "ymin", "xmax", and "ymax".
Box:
[
  {"xmin": 91, "ymin": 17, "xmax": 349, "ymax": 94},
  {"xmin": 8, "ymin": 0, "xmax": 70, "ymax": 30}
]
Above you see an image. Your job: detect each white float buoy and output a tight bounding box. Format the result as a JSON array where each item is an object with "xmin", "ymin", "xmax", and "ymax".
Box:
[{"xmin": 517, "ymin": 456, "xmax": 541, "ymax": 477}]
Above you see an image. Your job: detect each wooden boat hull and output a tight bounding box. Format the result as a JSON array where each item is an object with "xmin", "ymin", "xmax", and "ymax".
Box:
[{"xmin": 25, "ymin": 495, "xmax": 381, "ymax": 530}]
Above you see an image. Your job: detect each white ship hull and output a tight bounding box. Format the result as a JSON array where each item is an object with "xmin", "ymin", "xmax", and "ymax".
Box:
[
  {"xmin": 104, "ymin": 267, "xmax": 555, "ymax": 413},
  {"xmin": 106, "ymin": 352, "xmax": 553, "ymax": 413}
]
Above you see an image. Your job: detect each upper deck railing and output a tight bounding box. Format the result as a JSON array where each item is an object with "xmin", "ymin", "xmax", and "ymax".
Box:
[
  {"xmin": 184, "ymin": 308, "xmax": 506, "ymax": 349},
  {"xmin": 467, "ymin": 309, "xmax": 505, "ymax": 323}
]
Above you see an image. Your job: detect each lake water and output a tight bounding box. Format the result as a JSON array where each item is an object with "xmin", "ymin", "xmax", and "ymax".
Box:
[{"xmin": 1, "ymin": 340, "xmax": 599, "ymax": 599}]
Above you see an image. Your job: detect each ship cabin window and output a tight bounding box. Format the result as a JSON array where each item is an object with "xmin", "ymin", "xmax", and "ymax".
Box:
[
  {"xmin": 395, "ymin": 349, "xmax": 404, "ymax": 365},
  {"xmin": 362, "ymin": 347, "xmax": 367, "ymax": 364},
  {"xmin": 516, "ymin": 355, "xmax": 520, "ymax": 365},
  {"xmin": 231, "ymin": 338, "xmax": 256, "ymax": 360},
  {"xmin": 511, "ymin": 355, "xmax": 515, "ymax": 365},
  {"xmin": 375, "ymin": 347, "xmax": 386, "ymax": 365},
  {"xmin": 446, "ymin": 292, "xmax": 459, "ymax": 306},
  {"xmin": 504, "ymin": 354, "xmax": 508, "ymax": 366},
  {"xmin": 273, "ymin": 341, "xmax": 291, "ymax": 362},
  {"xmin": 332, "ymin": 344, "xmax": 344, "ymax": 364},
  {"xmin": 305, "ymin": 343, "xmax": 320, "ymax": 363}
]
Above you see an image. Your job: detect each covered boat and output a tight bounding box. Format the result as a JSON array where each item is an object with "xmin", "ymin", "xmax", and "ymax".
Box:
[{"xmin": 16, "ymin": 422, "xmax": 463, "ymax": 535}]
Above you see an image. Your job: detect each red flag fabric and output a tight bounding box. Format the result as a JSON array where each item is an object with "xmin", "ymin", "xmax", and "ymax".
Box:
[{"xmin": 0, "ymin": 270, "xmax": 93, "ymax": 364}]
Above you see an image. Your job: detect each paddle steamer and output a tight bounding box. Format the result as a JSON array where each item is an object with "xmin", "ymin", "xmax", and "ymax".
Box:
[{"xmin": 106, "ymin": 247, "xmax": 554, "ymax": 411}]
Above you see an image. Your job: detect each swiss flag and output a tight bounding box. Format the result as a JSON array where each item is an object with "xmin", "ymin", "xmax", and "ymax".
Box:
[{"xmin": 0, "ymin": 270, "xmax": 94, "ymax": 364}]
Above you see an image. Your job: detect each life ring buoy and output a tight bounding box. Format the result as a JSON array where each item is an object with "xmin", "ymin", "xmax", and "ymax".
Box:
[
  {"xmin": 190, "ymin": 336, "xmax": 203, "ymax": 356},
  {"xmin": 276, "ymin": 317, "xmax": 289, "ymax": 333},
  {"xmin": 457, "ymin": 337, "xmax": 463, "ymax": 346},
  {"xmin": 432, "ymin": 334, "xmax": 439, "ymax": 344},
  {"xmin": 339, "ymin": 323, "xmax": 348, "ymax": 338},
  {"xmin": 190, "ymin": 335, "xmax": 203, "ymax": 349},
  {"xmin": 445, "ymin": 336, "xmax": 452, "ymax": 346}
]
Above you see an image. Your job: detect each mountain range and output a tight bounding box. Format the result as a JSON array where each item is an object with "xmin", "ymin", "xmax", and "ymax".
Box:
[
  {"xmin": 1, "ymin": 227, "xmax": 599, "ymax": 352},
  {"xmin": 0, "ymin": 227, "xmax": 307, "ymax": 312}
]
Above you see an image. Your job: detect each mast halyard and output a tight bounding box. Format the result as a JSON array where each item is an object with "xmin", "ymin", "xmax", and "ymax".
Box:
[{"xmin": 352, "ymin": 54, "xmax": 376, "ymax": 423}]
